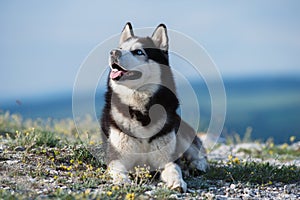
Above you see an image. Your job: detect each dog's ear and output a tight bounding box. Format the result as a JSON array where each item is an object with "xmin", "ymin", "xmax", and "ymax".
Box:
[
  {"xmin": 119, "ymin": 22, "xmax": 134, "ymax": 45},
  {"xmin": 152, "ymin": 24, "xmax": 168, "ymax": 51}
]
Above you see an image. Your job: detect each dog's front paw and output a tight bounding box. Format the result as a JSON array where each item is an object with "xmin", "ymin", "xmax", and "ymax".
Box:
[
  {"xmin": 108, "ymin": 160, "xmax": 131, "ymax": 185},
  {"xmin": 161, "ymin": 162, "xmax": 187, "ymax": 193},
  {"xmin": 165, "ymin": 177, "xmax": 187, "ymax": 193}
]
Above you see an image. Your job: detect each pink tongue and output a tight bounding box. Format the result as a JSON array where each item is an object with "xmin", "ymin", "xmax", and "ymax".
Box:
[{"xmin": 110, "ymin": 70, "xmax": 124, "ymax": 79}]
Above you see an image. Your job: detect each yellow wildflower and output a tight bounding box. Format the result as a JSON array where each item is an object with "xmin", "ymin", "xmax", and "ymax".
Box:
[
  {"xmin": 268, "ymin": 181, "xmax": 273, "ymax": 185},
  {"xmin": 233, "ymin": 157, "xmax": 240, "ymax": 165},
  {"xmin": 269, "ymin": 150, "xmax": 274, "ymax": 155},
  {"xmin": 106, "ymin": 191, "xmax": 112, "ymax": 196},
  {"xmin": 84, "ymin": 189, "xmax": 91, "ymax": 195},
  {"xmin": 145, "ymin": 174, "xmax": 152, "ymax": 178},
  {"xmin": 60, "ymin": 164, "xmax": 67, "ymax": 170},
  {"xmin": 112, "ymin": 186, "xmax": 120, "ymax": 191},
  {"xmin": 89, "ymin": 140, "xmax": 95, "ymax": 145},
  {"xmin": 280, "ymin": 143, "xmax": 288, "ymax": 150},
  {"xmin": 290, "ymin": 136, "xmax": 296, "ymax": 143},
  {"xmin": 125, "ymin": 193, "xmax": 135, "ymax": 200},
  {"xmin": 96, "ymin": 168, "xmax": 101, "ymax": 173}
]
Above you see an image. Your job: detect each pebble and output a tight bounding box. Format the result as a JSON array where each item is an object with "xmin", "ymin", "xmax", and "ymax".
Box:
[
  {"xmin": 205, "ymin": 192, "xmax": 215, "ymax": 199},
  {"xmin": 215, "ymin": 195, "xmax": 228, "ymax": 200},
  {"xmin": 187, "ymin": 188, "xmax": 195, "ymax": 193},
  {"xmin": 284, "ymin": 185, "xmax": 291, "ymax": 194},
  {"xmin": 14, "ymin": 146, "xmax": 26, "ymax": 151},
  {"xmin": 169, "ymin": 194, "xmax": 179, "ymax": 199},
  {"xmin": 230, "ymin": 184, "xmax": 236, "ymax": 190},
  {"xmin": 209, "ymin": 186, "xmax": 217, "ymax": 193},
  {"xmin": 145, "ymin": 190, "xmax": 154, "ymax": 196},
  {"xmin": 6, "ymin": 160, "xmax": 19, "ymax": 165}
]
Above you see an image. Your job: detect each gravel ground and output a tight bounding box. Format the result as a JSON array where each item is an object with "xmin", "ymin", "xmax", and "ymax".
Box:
[{"xmin": 0, "ymin": 142, "xmax": 299, "ymax": 199}]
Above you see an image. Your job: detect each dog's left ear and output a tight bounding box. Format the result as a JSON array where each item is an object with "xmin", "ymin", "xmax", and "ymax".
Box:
[
  {"xmin": 120, "ymin": 22, "xmax": 134, "ymax": 45},
  {"xmin": 152, "ymin": 24, "xmax": 168, "ymax": 51}
]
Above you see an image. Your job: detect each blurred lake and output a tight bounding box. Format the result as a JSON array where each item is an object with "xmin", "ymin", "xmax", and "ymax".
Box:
[{"xmin": 1, "ymin": 76, "xmax": 299, "ymax": 144}]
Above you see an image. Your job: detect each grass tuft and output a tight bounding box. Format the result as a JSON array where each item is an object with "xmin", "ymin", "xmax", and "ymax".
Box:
[{"xmin": 204, "ymin": 161, "xmax": 300, "ymax": 184}]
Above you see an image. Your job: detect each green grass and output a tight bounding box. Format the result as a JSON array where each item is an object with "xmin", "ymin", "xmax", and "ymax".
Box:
[
  {"xmin": 0, "ymin": 112, "xmax": 299, "ymax": 199},
  {"xmin": 204, "ymin": 161, "xmax": 300, "ymax": 185}
]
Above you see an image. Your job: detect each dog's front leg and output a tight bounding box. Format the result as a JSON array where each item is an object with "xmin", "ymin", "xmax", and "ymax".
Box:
[
  {"xmin": 108, "ymin": 160, "xmax": 130, "ymax": 184},
  {"xmin": 161, "ymin": 162, "xmax": 187, "ymax": 192}
]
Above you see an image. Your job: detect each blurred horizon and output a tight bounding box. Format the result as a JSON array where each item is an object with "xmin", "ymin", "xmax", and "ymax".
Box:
[{"xmin": 1, "ymin": 76, "xmax": 300, "ymax": 144}]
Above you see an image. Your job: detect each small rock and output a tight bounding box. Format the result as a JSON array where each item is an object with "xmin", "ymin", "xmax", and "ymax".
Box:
[
  {"xmin": 215, "ymin": 195, "xmax": 228, "ymax": 200},
  {"xmin": 209, "ymin": 186, "xmax": 217, "ymax": 193},
  {"xmin": 14, "ymin": 146, "xmax": 26, "ymax": 151},
  {"xmin": 29, "ymin": 178, "xmax": 36, "ymax": 183},
  {"xmin": 145, "ymin": 190, "xmax": 154, "ymax": 196},
  {"xmin": 6, "ymin": 160, "xmax": 19, "ymax": 165},
  {"xmin": 187, "ymin": 188, "xmax": 195, "ymax": 193},
  {"xmin": 157, "ymin": 182, "xmax": 164, "ymax": 187},
  {"xmin": 243, "ymin": 194, "xmax": 251, "ymax": 200},
  {"xmin": 169, "ymin": 194, "xmax": 179, "ymax": 199},
  {"xmin": 243, "ymin": 188, "xmax": 250, "ymax": 194},
  {"xmin": 283, "ymin": 185, "xmax": 291, "ymax": 194},
  {"xmin": 230, "ymin": 184, "xmax": 236, "ymax": 190},
  {"xmin": 60, "ymin": 186, "xmax": 67, "ymax": 190},
  {"xmin": 205, "ymin": 193, "xmax": 215, "ymax": 200},
  {"xmin": 48, "ymin": 169, "xmax": 58, "ymax": 175}
]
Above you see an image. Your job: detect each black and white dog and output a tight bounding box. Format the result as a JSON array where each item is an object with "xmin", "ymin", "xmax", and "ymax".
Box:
[{"xmin": 101, "ymin": 22, "xmax": 208, "ymax": 192}]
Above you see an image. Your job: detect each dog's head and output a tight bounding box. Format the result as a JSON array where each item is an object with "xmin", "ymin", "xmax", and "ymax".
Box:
[{"xmin": 108, "ymin": 22, "xmax": 170, "ymax": 90}]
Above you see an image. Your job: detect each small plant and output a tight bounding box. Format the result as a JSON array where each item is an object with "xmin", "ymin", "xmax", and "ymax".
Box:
[{"xmin": 131, "ymin": 165, "xmax": 153, "ymax": 186}]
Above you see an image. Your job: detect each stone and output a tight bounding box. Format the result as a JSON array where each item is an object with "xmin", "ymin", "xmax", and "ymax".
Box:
[{"xmin": 14, "ymin": 146, "xmax": 26, "ymax": 151}]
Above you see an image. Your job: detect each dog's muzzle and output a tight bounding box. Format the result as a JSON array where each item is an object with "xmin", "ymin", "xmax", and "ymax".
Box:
[
  {"xmin": 109, "ymin": 49, "xmax": 142, "ymax": 81},
  {"xmin": 110, "ymin": 62, "xmax": 142, "ymax": 81}
]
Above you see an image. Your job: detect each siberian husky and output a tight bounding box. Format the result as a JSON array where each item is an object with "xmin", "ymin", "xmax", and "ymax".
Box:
[{"xmin": 101, "ymin": 22, "xmax": 208, "ymax": 192}]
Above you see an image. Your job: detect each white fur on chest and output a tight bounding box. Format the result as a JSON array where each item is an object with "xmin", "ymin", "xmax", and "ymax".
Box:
[
  {"xmin": 111, "ymin": 105, "xmax": 167, "ymax": 139},
  {"xmin": 109, "ymin": 127, "xmax": 176, "ymax": 170},
  {"xmin": 109, "ymin": 82, "xmax": 157, "ymax": 112}
]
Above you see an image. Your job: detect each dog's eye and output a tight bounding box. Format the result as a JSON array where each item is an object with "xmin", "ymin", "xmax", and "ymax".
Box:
[{"xmin": 132, "ymin": 49, "xmax": 145, "ymax": 56}]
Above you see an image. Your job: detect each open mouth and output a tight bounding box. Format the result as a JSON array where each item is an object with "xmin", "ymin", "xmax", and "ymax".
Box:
[
  {"xmin": 110, "ymin": 63, "xmax": 142, "ymax": 81},
  {"xmin": 110, "ymin": 63, "xmax": 127, "ymax": 80}
]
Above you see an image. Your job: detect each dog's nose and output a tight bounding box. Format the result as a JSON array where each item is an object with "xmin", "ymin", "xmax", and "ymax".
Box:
[{"xmin": 110, "ymin": 49, "xmax": 122, "ymax": 58}]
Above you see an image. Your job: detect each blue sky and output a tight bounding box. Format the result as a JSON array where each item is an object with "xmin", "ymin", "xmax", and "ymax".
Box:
[{"xmin": 1, "ymin": 1, "xmax": 300, "ymax": 100}]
